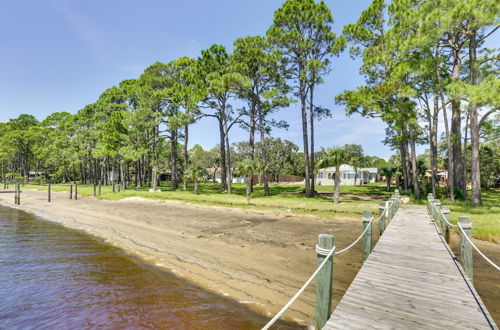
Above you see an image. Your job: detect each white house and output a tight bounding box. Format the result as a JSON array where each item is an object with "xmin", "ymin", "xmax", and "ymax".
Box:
[{"xmin": 316, "ymin": 165, "xmax": 378, "ymax": 186}]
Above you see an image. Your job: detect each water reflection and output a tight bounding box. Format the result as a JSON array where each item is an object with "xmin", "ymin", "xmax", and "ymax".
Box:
[{"xmin": 0, "ymin": 206, "xmax": 298, "ymax": 329}]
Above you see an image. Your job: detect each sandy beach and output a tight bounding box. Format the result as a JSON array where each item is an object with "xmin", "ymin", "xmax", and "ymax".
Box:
[
  {"xmin": 2, "ymin": 189, "xmax": 498, "ymax": 327},
  {"xmin": 0, "ymin": 190, "xmax": 371, "ymax": 326}
]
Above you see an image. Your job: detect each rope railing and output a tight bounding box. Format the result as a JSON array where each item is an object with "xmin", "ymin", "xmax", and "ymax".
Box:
[
  {"xmin": 427, "ymin": 196, "xmax": 499, "ymax": 273},
  {"xmin": 262, "ymin": 193, "xmax": 401, "ymax": 330},
  {"xmin": 456, "ymin": 221, "xmax": 500, "ymax": 272}
]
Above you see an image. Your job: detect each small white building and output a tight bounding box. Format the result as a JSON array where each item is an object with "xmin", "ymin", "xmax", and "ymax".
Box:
[{"xmin": 316, "ymin": 165, "xmax": 378, "ymax": 186}]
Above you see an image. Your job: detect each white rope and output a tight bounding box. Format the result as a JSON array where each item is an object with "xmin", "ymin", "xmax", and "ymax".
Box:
[
  {"xmin": 262, "ymin": 203, "xmax": 395, "ymax": 329},
  {"xmin": 457, "ymin": 222, "xmax": 500, "ymax": 271},
  {"xmin": 261, "ymin": 245, "xmax": 336, "ymax": 330},
  {"xmin": 335, "ymin": 215, "xmax": 376, "ymax": 255},
  {"xmin": 438, "ymin": 209, "xmax": 458, "ymax": 228}
]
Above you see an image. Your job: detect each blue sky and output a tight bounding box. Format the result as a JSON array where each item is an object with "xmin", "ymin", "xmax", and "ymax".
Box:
[{"xmin": 0, "ymin": 0, "xmax": 400, "ymax": 158}]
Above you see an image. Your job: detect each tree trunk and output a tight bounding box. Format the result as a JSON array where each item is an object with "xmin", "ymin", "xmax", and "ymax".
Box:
[
  {"xmin": 409, "ymin": 129, "xmax": 420, "ymax": 198},
  {"xmin": 218, "ymin": 118, "xmax": 227, "ymax": 191},
  {"xmin": 450, "ymin": 49, "xmax": 464, "ymax": 198},
  {"xmin": 223, "ymin": 116, "xmax": 232, "ymax": 194},
  {"xmin": 300, "ymin": 81, "xmax": 311, "ymax": 197},
  {"xmin": 309, "ymin": 85, "xmax": 315, "ymax": 196},
  {"xmin": 469, "ymin": 29, "xmax": 481, "ymax": 205},
  {"xmin": 399, "ymin": 134, "xmax": 409, "ymax": 192},
  {"xmin": 429, "ymin": 96, "xmax": 439, "ymax": 197},
  {"xmin": 258, "ymin": 103, "xmax": 269, "ymax": 196},
  {"xmin": 248, "ymin": 96, "xmax": 256, "ymax": 193},
  {"xmin": 333, "ymin": 168, "xmax": 340, "ymax": 204},
  {"xmin": 183, "ymin": 124, "xmax": 189, "ymax": 190},
  {"xmin": 171, "ymin": 129, "xmax": 178, "ymax": 190}
]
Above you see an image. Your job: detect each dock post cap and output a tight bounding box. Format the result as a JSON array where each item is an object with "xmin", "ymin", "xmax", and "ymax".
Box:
[
  {"xmin": 458, "ymin": 216, "xmax": 471, "ymax": 229},
  {"xmin": 362, "ymin": 210, "xmax": 372, "ymax": 222}
]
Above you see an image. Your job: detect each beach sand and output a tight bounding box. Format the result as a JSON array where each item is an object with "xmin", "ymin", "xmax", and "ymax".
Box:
[
  {"xmin": 2, "ymin": 190, "xmax": 498, "ymax": 327},
  {"xmin": 0, "ymin": 190, "xmax": 371, "ymax": 326}
]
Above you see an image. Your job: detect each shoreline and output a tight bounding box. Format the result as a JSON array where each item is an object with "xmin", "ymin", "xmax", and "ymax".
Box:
[{"xmin": 0, "ymin": 190, "xmax": 369, "ymax": 326}]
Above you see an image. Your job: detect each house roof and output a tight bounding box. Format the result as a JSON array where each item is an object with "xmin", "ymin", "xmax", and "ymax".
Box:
[
  {"xmin": 318, "ymin": 164, "xmax": 355, "ymax": 172},
  {"xmin": 319, "ymin": 165, "xmax": 378, "ymax": 173},
  {"xmin": 360, "ymin": 168, "xmax": 378, "ymax": 173}
]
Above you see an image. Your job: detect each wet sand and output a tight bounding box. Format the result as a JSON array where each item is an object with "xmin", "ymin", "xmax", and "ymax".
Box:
[
  {"xmin": 1, "ymin": 190, "xmax": 498, "ymax": 327},
  {"xmin": 0, "ymin": 190, "xmax": 371, "ymax": 326}
]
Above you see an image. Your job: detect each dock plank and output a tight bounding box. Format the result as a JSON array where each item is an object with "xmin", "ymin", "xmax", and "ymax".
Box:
[{"xmin": 324, "ymin": 205, "xmax": 497, "ymax": 330}]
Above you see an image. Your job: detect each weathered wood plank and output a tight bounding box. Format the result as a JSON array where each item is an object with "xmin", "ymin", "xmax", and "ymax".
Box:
[{"xmin": 325, "ymin": 205, "xmax": 496, "ymax": 330}]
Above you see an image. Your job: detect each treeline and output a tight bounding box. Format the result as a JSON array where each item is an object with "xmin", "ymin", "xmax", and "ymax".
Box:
[
  {"xmin": 0, "ymin": 0, "xmax": 498, "ymax": 205},
  {"xmin": 336, "ymin": 0, "xmax": 499, "ymax": 205}
]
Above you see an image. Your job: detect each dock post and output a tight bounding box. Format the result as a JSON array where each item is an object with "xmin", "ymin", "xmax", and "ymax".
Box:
[
  {"xmin": 112, "ymin": 182, "xmax": 115, "ymax": 193},
  {"xmin": 387, "ymin": 199, "xmax": 394, "ymax": 222},
  {"xmin": 458, "ymin": 216, "xmax": 473, "ymax": 279},
  {"xmin": 315, "ymin": 234, "xmax": 334, "ymax": 329},
  {"xmin": 98, "ymin": 183, "xmax": 101, "ymax": 196},
  {"xmin": 442, "ymin": 206, "xmax": 450, "ymax": 243},
  {"xmin": 93, "ymin": 184, "xmax": 96, "ymax": 196},
  {"xmin": 14, "ymin": 184, "xmax": 19, "ymax": 204},
  {"xmin": 75, "ymin": 184, "xmax": 78, "ymax": 200},
  {"xmin": 48, "ymin": 184, "xmax": 51, "ymax": 202},
  {"xmin": 378, "ymin": 202, "xmax": 386, "ymax": 235},
  {"xmin": 434, "ymin": 200, "xmax": 442, "ymax": 229},
  {"xmin": 69, "ymin": 184, "xmax": 73, "ymax": 199},
  {"xmin": 362, "ymin": 210, "xmax": 372, "ymax": 262}
]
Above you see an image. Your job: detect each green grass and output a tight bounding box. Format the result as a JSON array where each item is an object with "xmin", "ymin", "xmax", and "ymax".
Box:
[
  {"xmin": 23, "ymin": 182, "xmax": 391, "ymax": 220},
  {"xmin": 22, "ymin": 182, "xmax": 499, "ymax": 241},
  {"xmin": 409, "ymin": 189, "xmax": 500, "ymax": 242}
]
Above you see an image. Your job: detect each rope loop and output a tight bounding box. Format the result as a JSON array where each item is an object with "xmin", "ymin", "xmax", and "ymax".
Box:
[{"xmin": 316, "ymin": 245, "xmax": 336, "ymax": 257}]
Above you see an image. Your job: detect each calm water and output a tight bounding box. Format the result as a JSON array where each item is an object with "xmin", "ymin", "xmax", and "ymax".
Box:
[{"xmin": 0, "ymin": 205, "xmax": 279, "ymax": 329}]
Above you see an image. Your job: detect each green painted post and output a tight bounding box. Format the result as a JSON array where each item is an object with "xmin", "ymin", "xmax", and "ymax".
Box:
[
  {"xmin": 48, "ymin": 184, "xmax": 51, "ymax": 202},
  {"xmin": 433, "ymin": 199, "xmax": 441, "ymax": 222},
  {"xmin": 74, "ymin": 184, "xmax": 78, "ymax": 200},
  {"xmin": 362, "ymin": 210, "xmax": 372, "ymax": 262},
  {"xmin": 442, "ymin": 206, "xmax": 450, "ymax": 244},
  {"xmin": 378, "ymin": 202, "xmax": 386, "ymax": 236},
  {"xmin": 387, "ymin": 200, "xmax": 393, "ymax": 222},
  {"xmin": 315, "ymin": 234, "xmax": 334, "ymax": 329},
  {"xmin": 459, "ymin": 216, "xmax": 473, "ymax": 279},
  {"xmin": 434, "ymin": 200, "xmax": 442, "ymax": 228},
  {"xmin": 14, "ymin": 184, "xmax": 18, "ymax": 205}
]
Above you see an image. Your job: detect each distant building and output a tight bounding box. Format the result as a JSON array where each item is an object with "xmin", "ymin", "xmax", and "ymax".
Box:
[{"xmin": 316, "ymin": 165, "xmax": 378, "ymax": 186}]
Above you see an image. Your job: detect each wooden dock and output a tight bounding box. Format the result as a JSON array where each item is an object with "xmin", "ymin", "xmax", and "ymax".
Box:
[{"xmin": 325, "ymin": 205, "xmax": 497, "ymax": 330}]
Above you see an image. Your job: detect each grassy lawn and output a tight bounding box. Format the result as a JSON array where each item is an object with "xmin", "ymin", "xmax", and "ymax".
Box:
[
  {"xmin": 409, "ymin": 189, "xmax": 500, "ymax": 242},
  {"xmin": 21, "ymin": 182, "xmax": 499, "ymax": 241},
  {"xmin": 22, "ymin": 182, "xmax": 391, "ymax": 220}
]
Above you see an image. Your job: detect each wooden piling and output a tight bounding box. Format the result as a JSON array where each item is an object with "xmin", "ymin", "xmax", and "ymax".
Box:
[
  {"xmin": 70, "ymin": 184, "xmax": 73, "ymax": 199},
  {"xmin": 93, "ymin": 184, "xmax": 96, "ymax": 196},
  {"xmin": 378, "ymin": 202, "xmax": 386, "ymax": 235},
  {"xmin": 387, "ymin": 200, "xmax": 394, "ymax": 221},
  {"xmin": 48, "ymin": 184, "xmax": 51, "ymax": 202},
  {"xmin": 458, "ymin": 216, "xmax": 473, "ymax": 279},
  {"xmin": 74, "ymin": 184, "xmax": 78, "ymax": 200},
  {"xmin": 315, "ymin": 233, "xmax": 334, "ymax": 329},
  {"xmin": 98, "ymin": 183, "xmax": 101, "ymax": 196},
  {"xmin": 434, "ymin": 200, "xmax": 442, "ymax": 228},
  {"xmin": 362, "ymin": 210, "xmax": 372, "ymax": 262},
  {"xmin": 442, "ymin": 206, "xmax": 450, "ymax": 243}
]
